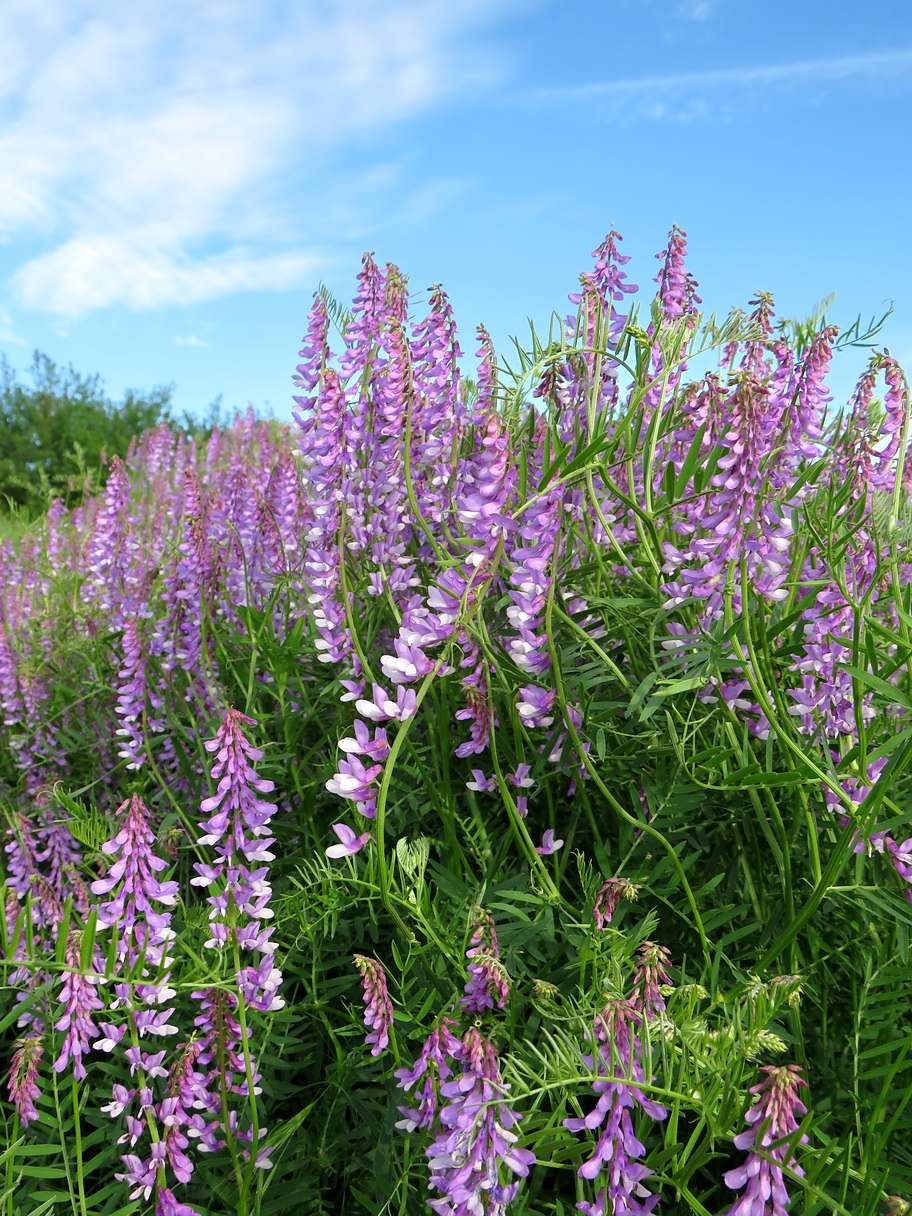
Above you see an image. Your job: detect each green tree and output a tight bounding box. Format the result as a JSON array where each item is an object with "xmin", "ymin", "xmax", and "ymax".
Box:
[{"xmin": 0, "ymin": 351, "xmax": 174, "ymax": 514}]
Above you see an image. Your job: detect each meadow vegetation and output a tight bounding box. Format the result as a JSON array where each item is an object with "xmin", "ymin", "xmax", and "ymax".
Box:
[{"xmin": 0, "ymin": 228, "xmax": 910, "ymax": 1216}]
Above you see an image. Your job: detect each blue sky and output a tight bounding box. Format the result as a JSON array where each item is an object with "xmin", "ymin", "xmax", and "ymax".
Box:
[{"xmin": 1, "ymin": 0, "xmax": 910, "ymax": 420}]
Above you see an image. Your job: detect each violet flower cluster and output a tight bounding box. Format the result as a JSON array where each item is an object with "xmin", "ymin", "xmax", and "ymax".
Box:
[
  {"xmin": 396, "ymin": 1016, "xmax": 463, "ymax": 1134},
  {"xmin": 191, "ymin": 708, "xmax": 284, "ymax": 1013},
  {"xmin": 393, "ymin": 907, "xmax": 535, "ymax": 1215},
  {"xmin": 426, "ymin": 1027, "xmax": 536, "ymax": 1216},
  {"xmin": 564, "ymin": 996, "xmax": 669, "ymax": 1216},
  {"xmin": 354, "ymin": 954, "xmax": 394, "ymax": 1056},
  {"xmin": 86, "ymin": 793, "xmax": 193, "ymax": 1209},
  {"xmin": 722, "ymin": 1065, "xmax": 808, "ymax": 1216},
  {"xmin": 7, "ymin": 1035, "xmax": 42, "ymax": 1126},
  {"xmin": 462, "ymin": 906, "xmax": 510, "ymax": 1013}
]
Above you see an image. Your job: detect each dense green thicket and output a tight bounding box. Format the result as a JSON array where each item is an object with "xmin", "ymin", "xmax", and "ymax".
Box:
[{"xmin": 0, "ymin": 352, "xmax": 233, "ymax": 517}]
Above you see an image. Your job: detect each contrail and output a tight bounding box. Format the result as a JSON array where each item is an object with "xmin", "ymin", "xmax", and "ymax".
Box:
[{"xmin": 526, "ymin": 47, "xmax": 912, "ymax": 101}]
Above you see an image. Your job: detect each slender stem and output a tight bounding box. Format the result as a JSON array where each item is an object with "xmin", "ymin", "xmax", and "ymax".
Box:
[
  {"xmin": 70, "ymin": 1079, "xmax": 88, "ymax": 1216},
  {"xmin": 543, "ymin": 536, "xmax": 710, "ymax": 958}
]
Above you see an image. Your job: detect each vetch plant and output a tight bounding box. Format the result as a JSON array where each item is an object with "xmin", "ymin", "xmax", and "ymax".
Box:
[
  {"xmin": 0, "ymin": 225, "xmax": 909, "ymax": 1216},
  {"xmin": 721, "ymin": 1065, "xmax": 808, "ymax": 1216}
]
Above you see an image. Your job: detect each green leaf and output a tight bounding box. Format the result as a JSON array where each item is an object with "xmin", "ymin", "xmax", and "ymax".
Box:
[
  {"xmin": 674, "ymin": 419, "xmax": 710, "ymax": 498},
  {"xmin": 627, "ymin": 672, "xmax": 659, "ymax": 716},
  {"xmin": 838, "ymin": 665, "xmax": 912, "ymax": 709},
  {"xmin": 736, "ymin": 771, "xmax": 809, "ymax": 788}
]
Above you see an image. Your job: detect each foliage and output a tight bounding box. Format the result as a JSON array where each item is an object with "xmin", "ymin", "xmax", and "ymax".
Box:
[{"xmin": 0, "ymin": 352, "xmax": 235, "ymax": 516}]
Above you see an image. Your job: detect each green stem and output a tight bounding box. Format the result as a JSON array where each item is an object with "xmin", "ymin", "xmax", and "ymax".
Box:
[
  {"xmin": 543, "ymin": 537, "xmax": 710, "ymax": 959},
  {"xmin": 70, "ymin": 1079, "xmax": 88, "ymax": 1216}
]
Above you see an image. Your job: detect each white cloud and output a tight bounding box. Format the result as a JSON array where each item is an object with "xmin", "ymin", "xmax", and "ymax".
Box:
[
  {"xmin": 674, "ymin": 0, "xmax": 721, "ymax": 19},
  {"xmin": 0, "ymin": 302, "xmax": 27, "ymax": 346},
  {"xmin": 0, "ymin": 0, "xmax": 508, "ymax": 315},
  {"xmin": 526, "ymin": 47, "xmax": 912, "ymax": 120},
  {"xmin": 13, "ymin": 234, "xmax": 326, "ymax": 315},
  {"xmin": 174, "ymin": 335, "xmax": 208, "ymax": 348}
]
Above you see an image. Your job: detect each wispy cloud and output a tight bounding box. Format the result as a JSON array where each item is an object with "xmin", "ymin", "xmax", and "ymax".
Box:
[
  {"xmin": 0, "ymin": 0, "xmax": 508, "ymax": 316},
  {"xmin": 627, "ymin": 0, "xmax": 729, "ymax": 24},
  {"xmin": 675, "ymin": 0, "xmax": 717, "ymax": 18},
  {"xmin": 14, "ymin": 237, "xmax": 326, "ymax": 315},
  {"xmin": 526, "ymin": 47, "xmax": 912, "ymax": 121},
  {"xmin": 174, "ymin": 335, "xmax": 208, "ymax": 348},
  {"xmin": 0, "ymin": 305, "xmax": 26, "ymax": 347}
]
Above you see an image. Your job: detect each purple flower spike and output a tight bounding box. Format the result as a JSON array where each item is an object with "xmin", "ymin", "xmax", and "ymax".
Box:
[
  {"xmin": 592, "ymin": 878, "xmax": 641, "ymax": 931},
  {"xmin": 193, "ymin": 709, "xmax": 284, "ymax": 1005},
  {"xmin": 564, "ymin": 997, "xmax": 668, "ymax": 1216},
  {"xmin": 536, "ymin": 829, "xmax": 564, "ymax": 855},
  {"xmin": 326, "ymin": 823, "xmax": 372, "ymax": 858},
  {"xmin": 114, "ymin": 618, "xmax": 147, "ymax": 769},
  {"xmin": 197, "ymin": 708, "xmax": 276, "ymax": 862},
  {"xmin": 395, "ymin": 1016, "xmax": 462, "ymax": 1132},
  {"xmin": 632, "ymin": 942, "xmax": 673, "ymax": 1019},
  {"xmin": 722, "ymin": 1065, "xmax": 808, "ymax": 1216},
  {"xmin": 91, "ymin": 794, "xmax": 178, "ymax": 995},
  {"xmin": 8, "ymin": 1035, "xmax": 43, "ymax": 1126},
  {"xmin": 427, "ymin": 1027, "xmax": 535, "ymax": 1215},
  {"xmin": 462, "ymin": 907, "xmax": 509, "ymax": 1012},
  {"xmin": 52, "ymin": 933, "xmax": 104, "ymax": 1080},
  {"xmin": 353, "ymin": 955, "xmax": 394, "ymax": 1056}
]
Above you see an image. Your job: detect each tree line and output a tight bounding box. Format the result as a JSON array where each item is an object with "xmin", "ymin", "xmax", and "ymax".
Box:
[{"xmin": 0, "ymin": 351, "xmax": 229, "ymax": 516}]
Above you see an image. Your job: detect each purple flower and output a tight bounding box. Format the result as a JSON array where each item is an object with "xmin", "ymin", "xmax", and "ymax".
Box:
[
  {"xmin": 380, "ymin": 638, "xmax": 436, "ymax": 685},
  {"xmin": 396, "ymin": 1017, "xmax": 462, "ymax": 1133},
  {"xmin": 85, "ymin": 454, "xmax": 135, "ymax": 621},
  {"xmin": 536, "ymin": 829, "xmax": 564, "ymax": 855},
  {"xmin": 197, "ymin": 709, "xmax": 277, "ymax": 863},
  {"xmin": 355, "ymin": 682, "xmax": 417, "ymax": 724},
  {"xmin": 155, "ymin": 1188, "xmax": 201, "ymax": 1216},
  {"xmin": 461, "ymin": 907, "xmax": 509, "ymax": 1013},
  {"xmin": 632, "ymin": 942, "xmax": 673, "ymax": 1020},
  {"xmin": 113, "ymin": 618, "xmax": 146, "ymax": 769},
  {"xmin": 324, "ymin": 753, "xmax": 384, "ymax": 817},
  {"xmin": 52, "ymin": 932, "xmax": 104, "ymax": 1080},
  {"xmin": 180, "ymin": 707, "xmax": 284, "ymax": 1185},
  {"xmin": 100, "ymin": 1083, "xmax": 134, "ymax": 1118},
  {"xmin": 564, "ymin": 997, "xmax": 668, "ymax": 1216},
  {"xmin": 507, "ymin": 763, "xmax": 534, "ymax": 789},
  {"xmin": 567, "ymin": 229, "xmax": 638, "ymax": 354},
  {"xmin": 193, "ymin": 711, "xmax": 283, "ymax": 1004},
  {"xmin": 592, "ymin": 878, "xmax": 641, "ymax": 932},
  {"xmin": 427, "ymin": 1027, "xmax": 535, "ymax": 1216},
  {"xmin": 186, "ymin": 987, "xmax": 260, "ymax": 1148},
  {"xmin": 337, "ymin": 719, "xmax": 390, "ymax": 761},
  {"xmin": 887, "ymin": 837, "xmax": 912, "ymax": 903},
  {"xmin": 353, "ymin": 955, "xmax": 394, "ymax": 1056},
  {"xmin": 454, "ymin": 670, "xmax": 494, "ymax": 758},
  {"xmin": 466, "ymin": 770, "xmax": 496, "ymax": 793},
  {"xmin": 474, "ymin": 325, "xmax": 498, "ymax": 417},
  {"xmin": 93, "ymin": 1023, "xmax": 128, "ymax": 1052},
  {"xmin": 505, "ymin": 484, "xmax": 563, "ymax": 676},
  {"xmin": 326, "ymin": 823, "xmax": 372, "ymax": 858},
  {"xmin": 8, "ymin": 1035, "xmax": 42, "ymax": 1126},
  {"xmin": 91, "ymin": 794, "xmax": 178, "ymax": 986},
  {"xmin": 722, "ymin": 1065, "xmax": 808, "ymax": 1216},
  {"xmin": 516, "ymin": 684, "xmax": 556, "ymax": 728}
]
